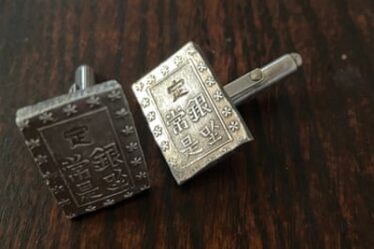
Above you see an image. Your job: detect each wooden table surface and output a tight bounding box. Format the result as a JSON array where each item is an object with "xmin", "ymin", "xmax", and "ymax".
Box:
[{"xmin": 0, "ymin": 0, "xmax": 373, "ymax": 248}]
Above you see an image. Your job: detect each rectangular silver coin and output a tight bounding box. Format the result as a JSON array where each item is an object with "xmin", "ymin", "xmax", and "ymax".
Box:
[
  {"xmin": 132, "ymin": 42, "xmax": 253, "ymax": 184},
  {"xmin": 16, "ymin": 81, "xmax": 149, "ymax": 218}
]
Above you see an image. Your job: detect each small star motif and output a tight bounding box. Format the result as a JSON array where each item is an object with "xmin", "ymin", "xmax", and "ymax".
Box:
[
  {"xmin": 141, "ymin": 98, "xmax": 150, "ymax": 108},
  {"xmin": 160, "ymin": 141, "xmax": 169, "ymax": 152},
  {"xmin": 25, "ymin": 138, "xmax": 40, "ymax": 150},
  {"xmin": 39, "ymin": 112, "xmax": 54, "ymax": 124},
  {"xmin": 135, "ymin": 171, "xmax": 148, "ymax": 179},
  {"xmin": 115, "ymin": 108, "xmax": 129, "ymax": 118},
  {"xmin": 86, "ymin": 96, "xmax": 101, "ymax": 107},
  {"xmin": 108, "ymin": 90, "xmax": 121, "ymax": 101},
  {"xmin": 147, "ymin": 75, "xmax": 156, "ymax": 85},
  {"xmin": 205, "ymin": 76, "xmax": 216, "ymax": 87},
  {"xmin": 66, "ymin": 213, "xmax": 77, "ymax": 219},
  {"xmin": 174, "ymin": 55, "xmax": 183, "ymax": 66},
  {"xmin": 187, "ymin": 48, "xmax": 197, "ymax": 55},
  {"xmin": 153, "ymin": 125, "xmax": 162, "ymax": 137},
  {"xmin": 222, "ymin": 106, "xmax": 233, "ymax": 117},
  {"xmin": 228, "ymin": 121, "xmax": 240, "ymax": 132},
  {"xmin": 62, "ymin": 104, "xmax": 77, "ymax": 116},
  {"xmin": 197, "ymin": 62, "xmax": 207, "ymax": 72},
  {"xmin": 134, "ymin": 82, "xmax": 144, "ymax": 92},
  {"xmin": 85, "ymin": 205, "xmax": 96, "ymax": 212},
  {"xmin": 121, "ymin": 125, "xmax": 134, "ymax": 135},
  {"xmin": 41, "ymin": 171, "xmax": 52, "ymax": 178},
  {"xmin": 51, "ymin": 185, "xmax": 64, "ymax": 194},
  {"xmin": 140, "ymin": 185, "xmax": 150, "ymax": 191},
  {"xmin": 34, "ymin": 154, "xmax": 48, "ymax": 166},
  {"xmin": 220, "ymin": 148, "xmax": 228, "ymax": 153},
  {"xmin": 103, "ymin": 199, "xmax": 115, "ymax": 206},
  {"xmin": 18, "ymin": 119, "xmax": 30, "ymax": 131},
  {"xmin": 213, "ymin": 90, "xmax": 224, "ymax": 101},
  {"xmin": 168, "ymin": 158, "xmax": 178, "ymax": 168},
  {"xmin": 126, "ymin": 142, "xmax": 138, "ymax": 152},
  {"xmin": 130, "ymin": 157, "xmax": 142, "ymax": 166},
  {"xmin": 147, "ymin": 111, "xmax": 156, "ymax": 122},
  {"xmin": 124, "ymin": 191, "xmax": 134, "ymax": 198},
  {"xmin": 161, "ymin": 65, "xmax": 169, "ymax": 76}
]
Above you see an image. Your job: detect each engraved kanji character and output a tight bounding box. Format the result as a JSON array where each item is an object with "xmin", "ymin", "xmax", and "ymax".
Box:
[
  {"xmin": 165, "ymin": 107, "xmax": 189, "ymax": 135},
  {"xmin": 64, "ymin": 125, "xmax": 92, "ymax": 149},
  {"xmin": 90, "ymin": 143, "xmax": 124, "ymax": 171},
  {"xmin": 75, "ymin": 180, "xmax": 103, "ymax": 201},
  {"xmin": 187, "ymin": 93, "xmax": 212, "ymax": 122},
  {"xmin": 200, "ymin": 120, "xmax": 222, "ymax": 145},
  {"xmin": 102, "ymin": 168, "xmax": 129, "ymax": 191},
  {"xmin": 167, "ymin": 79, "xmax": 188, "ymax": 101},
  {"xmin": 61, "ymin": 154, "xmax": 91, "ymax": 182},
  {"xmin": 180, "ymin": 135, "xmax": 202, "ymax": 155},
  {"xmin": 62, "ymin": 155, "xmax": 103, "ymax": 202}
]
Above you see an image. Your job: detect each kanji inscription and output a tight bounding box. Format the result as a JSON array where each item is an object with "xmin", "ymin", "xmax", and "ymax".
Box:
[
  {"xmin": 149, "ymin": 62, "xmax": 231, "ymax": 168},
  {"xmin": 16, "ymin": 81, "xmax": 149, "ymax": 217},
  {"xmin": 132, "ymin": 42, "xmax": 252, "ymax": 184}
]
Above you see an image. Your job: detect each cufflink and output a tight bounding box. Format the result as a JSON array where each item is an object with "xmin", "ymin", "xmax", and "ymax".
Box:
[
  {"xmin": 16, "ymin": 65, "xmax": 150, "ymax": 218},
  {"xmin": 132, "ymin": 42, "xmax": 302, "ymax": 185}
]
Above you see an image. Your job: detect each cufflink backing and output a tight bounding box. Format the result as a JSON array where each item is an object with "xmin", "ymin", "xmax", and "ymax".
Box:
[
  {"xmin": 16, "ymin": 65, "xmax": 149, "ymax": 218},
  {"xmin": 132, "ymin": 42, "xmax": 302, "ymax": 185}
]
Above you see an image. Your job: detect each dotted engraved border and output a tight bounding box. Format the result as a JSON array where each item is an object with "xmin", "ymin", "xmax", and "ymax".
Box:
[
  {"xmin": 132, "ymin": 42, "xmax": 252, "ymax": 184},
  {"xmin": 16, "ymin": 81, "xmax": 150, "ymax": 218}
]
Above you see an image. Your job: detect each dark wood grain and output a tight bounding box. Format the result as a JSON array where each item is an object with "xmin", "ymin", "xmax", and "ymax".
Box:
[{"xmin": 0, "ymin": 0, "xmax": 373, "ymax": 248}]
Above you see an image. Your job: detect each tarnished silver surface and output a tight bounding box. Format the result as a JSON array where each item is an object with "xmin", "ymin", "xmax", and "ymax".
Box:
[
  {"xmin": 132, "ymin": 42, "xmax": 253, "ymax": 185},
  {"xmin": 16, "ymin": 70, "xmax": 149, "ymax": 218}
]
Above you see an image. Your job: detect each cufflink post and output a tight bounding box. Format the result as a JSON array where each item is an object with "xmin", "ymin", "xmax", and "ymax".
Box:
[
  {"xmin": 69, "ymin": 65, "xmax": 95, "ymax": 92},
  {"xmin": 224, "ymin": 53, "xmax": 303, "ymax": 105}
]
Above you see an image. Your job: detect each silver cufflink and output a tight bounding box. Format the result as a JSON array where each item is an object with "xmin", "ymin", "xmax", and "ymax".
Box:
[
  {"xmin": 132, "ymin": 42, "xmax": 302, "ymax": 185},
  {"xmin": 16, "ymin": 65, "xmax": 150, "ymax": 218}
]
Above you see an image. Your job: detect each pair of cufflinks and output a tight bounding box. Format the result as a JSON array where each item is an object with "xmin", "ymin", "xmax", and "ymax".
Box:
[{"xmin": 16, "ymin": 42, "xmax": 302, "ymax": 218}]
